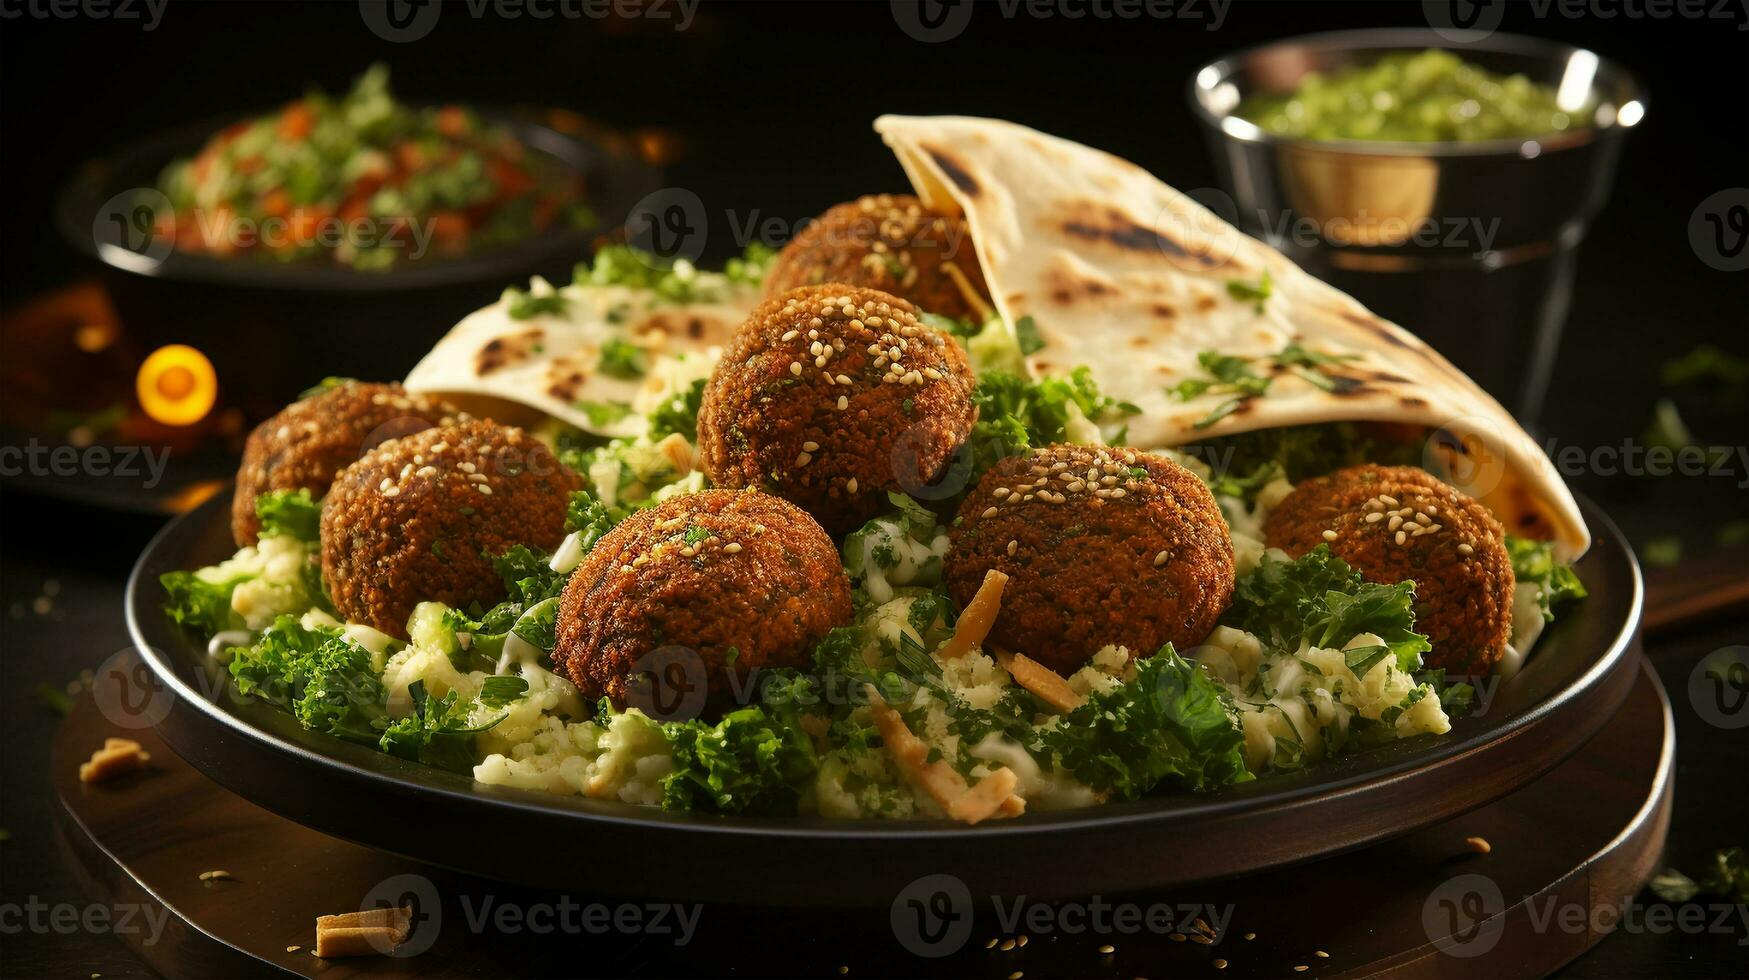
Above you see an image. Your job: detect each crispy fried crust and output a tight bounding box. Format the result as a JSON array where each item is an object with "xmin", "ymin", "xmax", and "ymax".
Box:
[
  {"xmin": 764, "ymin": 194, "xmax": 992, "ymax": 322},
  {"xmin": 1263, "ymin": 464, "xmax": 1515, "ymax": 674},
  {"xmin": 945, "ymin": 445, "xmax": 1235, "ymax": 675},
  {"xmin": 552, "ymin": 489, "xmax": 852, "ymax": 707},
  {"xmin": 697, "ymin": 284, "xmax": 977, "ymax": 534},
  {"xmin": 319, "ymin": 419, "xmax": 578, "ymax": 639},
  {"xmin": 233, "ymin": 382, "xmax": 463, "ymax": 546}
]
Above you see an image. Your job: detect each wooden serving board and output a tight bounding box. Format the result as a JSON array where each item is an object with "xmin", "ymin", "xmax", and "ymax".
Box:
[{"xmin": 52, "ymin": 652, "xmax": 1673, "ymax": 980}]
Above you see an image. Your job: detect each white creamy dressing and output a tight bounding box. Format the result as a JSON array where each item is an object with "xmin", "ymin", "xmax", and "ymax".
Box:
[
  {"xmin": 549, "ymin": 531, "xmax": 586, "ymax": 574},
  {"xmin": 853, "ymin": 524, "xmax": 950, "ymax": 605}
]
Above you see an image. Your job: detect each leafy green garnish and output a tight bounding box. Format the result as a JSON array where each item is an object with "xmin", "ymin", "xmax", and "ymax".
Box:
[
  {"xmin": 662, "ymin": 697, "xmax": 818, "ymax": 815},
  {"xmin": 648, "ymin": 378, "xmax": 706, "ymax": 441},
  {"xmin": 228, "ymin": 616, "xmax": 386, "ymax": 743},
  {"xmin": 1222, "ymin": 546, "xmax": 1430, "ymax": 669},
  {"xmin": 1014, "ymin": 316, "xmax": 1045, "ymax": 355},
  {"xmin": 504, "ymin": 288, "xmax": 570, "ymax": 321},
  {"xmin": 1039, "ymin": 646, "xmax": 1252, "ymax": 799},
  {"xmin": 1225, "ymin": 269, "xmax": 1273, "ymax": 312},
  {"xmin": 1505, "ymin": 535, "xmax": 1588, "ymax": 622},
  {"xmin": 35, "ymin": 682, "xmax": 74, "ymax": 717},
  {"xmin": 1184, "ymin": 422, "xmax": 1422, "ymax": 500},
  {"xmin": 160, "ymin": 571, "xmax": 247, "ymax": 635},
  {"xmin": 255, "ymin": 488, "xmax": 321, "ymax": 543},
  {"xmin": 564, "ymin": 489, "xmax": 619, "ymax": 547},
  {"xmin": 1649, "ymin": 847, "xmax": 1749, "ymax": 904},
  {"xmin": 378, "ymin": 678, "xmax": 515, "ymax": 772},
  {"xmin": 297, "ymin": 377, "xmax": 355, "ymax": 400},
  {"xmin": 1660, "ymin": 345, "xmax": 1749, "ymax": 388},
  {"xmin": 1273, "ymin": 342, "xmax": 1360, "ymax": 392},
  {"xmin": 968, "ymin": 367, "xmax": 1137, "ymax": 475},
  {"xmin": 597, "ymin": 338, "xmax": 648, "ymax": 379},
  {"xmin": 576, "ymin": 400, "xmax": 633, "ymax": 427}
]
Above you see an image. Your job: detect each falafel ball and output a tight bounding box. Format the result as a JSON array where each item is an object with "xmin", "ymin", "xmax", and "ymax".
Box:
[
  {"xmin": 320, "ymin": 419, "xmax": 580, "ymax": 639},
  {"xmin": 1263, "ymin": 464, "xmax": 1515, "ymax": 674},
  {"xmin": 763, "ymin": 195, "xmax": 992, "ymax": 323},
  {"xmin": 945, "ymin": 445, "xmax": 1236, "ymax": 675},
  {"xmin": 552, "ymin": 489, "xmax": 852, "ymax": 709},
  {"xmin": 233, "ymin": 381, "xmax": 463, "ymax": 546},
  {"xmin": 697, "ymin": 284, "xmax": 977, "ymax": 534}
]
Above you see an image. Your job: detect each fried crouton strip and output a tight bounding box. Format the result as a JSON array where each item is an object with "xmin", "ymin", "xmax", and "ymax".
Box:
[
  {"xmin": 79, "ymin": 738, "xmax": 151, "ymax": 783},
  {"xmin": 939, "ymin": 568, "xmax": 1008, "ymax": 660},
  {"xmin": 864, "ymin": 684, "xmax": 1024, "ymax": 824},
  {"xmin": 992, "ymin": 648, "xmax": 1084, "ymax": 714},
  {"xmin": 315, "ymin": 906, "xmax": 412, "ymax": 958}
]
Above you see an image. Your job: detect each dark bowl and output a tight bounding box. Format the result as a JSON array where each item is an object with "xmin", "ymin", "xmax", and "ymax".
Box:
[
  {"xmin": 1188, "ymin": 29, "xmax": 1645, "ymax": 418},
  {"xmin": 126, "ymin": 489, "xmax": 1643, "ymax": 905},
  {"xmin": 57, "ymin": 110, "xmax": 662, "ymax": 413}
]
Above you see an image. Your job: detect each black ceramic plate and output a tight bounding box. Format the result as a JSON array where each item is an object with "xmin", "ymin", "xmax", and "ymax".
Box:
[{"xmin": 126, "ymin": 490, "xmax": 1643, "ymax": 905}]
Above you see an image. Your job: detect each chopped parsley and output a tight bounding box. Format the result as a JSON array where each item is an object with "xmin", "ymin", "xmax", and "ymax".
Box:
[
  {"xmin": 255, "ymin": 488, "xmax": 321, "ymax": 543},
  {"xmin": 1225, "ymin": 269, "xmax": 1273, "ymax": 312},
  {"xmin": 504, "ymin": 287, "xmax": 570, "ymax": 320},
  {"xmin": 648, "ymin": 378, "xmax": 706, "ymax": 441},
  {"xmin": 597, "ymin": 338, "xmax": 648, "ymax": 379},
  {"xmin": 1014, "ymin": 315, "xmax": 1046, "ymax": 355},
  {"xmin": 576, "ymin": 400, "xmax": 633, "ymax": 427},
  {"xmin": 1505, "ymin": 535, "xmax": 1588, "ymax": 621}
]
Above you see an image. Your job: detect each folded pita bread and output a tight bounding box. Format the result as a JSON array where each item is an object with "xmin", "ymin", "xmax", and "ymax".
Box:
[
  {"xmin": 874, "ymin": 115, "xmax": 1589, "ymax": 559},
  {"xmin": 404, "ymin": 277, "xmax": 759, "ymax": 439}
]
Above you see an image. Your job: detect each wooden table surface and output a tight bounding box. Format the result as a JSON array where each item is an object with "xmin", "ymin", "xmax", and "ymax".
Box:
[{"xmin": 44, "ymin": 651, "xmax": 1680, "ymax": 980}]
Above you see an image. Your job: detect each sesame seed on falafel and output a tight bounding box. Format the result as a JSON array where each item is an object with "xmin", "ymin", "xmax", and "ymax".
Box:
[
  {"xmin": 945, "ymin": 444, "xmax": 1236, "ymax": 675},
  {"xmin": 1263, "ymin": 464, "xmax": 1516, "ymax": 674},
  {"xmin": 233, "ymin": 381, "xmax": 464, "ymax": 546},
  {"xmin": 764, "ymin": 194, "xmax": 992, "ymax": 322},
  {"xmin": 697, "ymin": 284, "xmax": 977, "ymax": 534},
  {"xmin": 551, "ymin": 489, "xmax": 852, "ymax": 711},
  {"xmin": 320, "ymin": 418, "xmax": 579, "ymax": 639}
]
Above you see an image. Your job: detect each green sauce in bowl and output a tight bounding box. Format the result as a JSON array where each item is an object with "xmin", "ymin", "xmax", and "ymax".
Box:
[{"xmin": 1235, "ymin": 49, "xmax": 1592, "ymax": 143}]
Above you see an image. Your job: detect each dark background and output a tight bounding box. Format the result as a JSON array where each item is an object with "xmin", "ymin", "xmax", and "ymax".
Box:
[
  {"xmin": 2, "ymin": 1, "xmax": 1745, "ymax": 977},
  {"xmin": 2, "ymin": 0, "xmax": 1745, "ymax": 543}
]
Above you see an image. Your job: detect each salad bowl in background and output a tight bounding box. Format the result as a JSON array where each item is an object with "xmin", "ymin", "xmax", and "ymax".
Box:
[
  {"xmin": 1190, "ymin": 29, "xmax": 1645, "ymax": 421},
  {"xmin": 57, "ymin": 107, "xmax": 663, "ymax": 416}
]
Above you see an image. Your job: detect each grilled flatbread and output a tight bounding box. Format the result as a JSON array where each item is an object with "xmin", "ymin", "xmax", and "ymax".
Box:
[
  {"xmin": 875, "ymin": 115, "xmax": 1589, "ymax": 558},
  {"xmin": 404, "ymin": 277, "xmax": 759, "ymax": 438}
]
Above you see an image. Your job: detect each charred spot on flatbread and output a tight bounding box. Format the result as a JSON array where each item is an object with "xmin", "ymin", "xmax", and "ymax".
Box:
[
  {"xmin": 1057, "ymin": 201, "xmax": 1228, "ymax": 270},
  {"xmin": 544, "ymin": 355, "xmax": 590, "ymax": 404},
  {"xmin": 1044, "ymin": 260, "xmax": 1118, "ymax": 307},
  {"xmin": 475, "ymin": 328, "xmax": 545, "ymax": 377},
  {"xmin": 1400, "ymin": 396, "xmax": 1430, "ymax": 409},
  {"xmin": 924, "ymin": 146, "xmax": 980, "ymax": 196},
  {"xmin": 635, "ymin": 311, "xmax": 731, "ymax": 348},
  {"xmin": 1338, "ymin": 310, "xmax": 1417, "ymax": 349}
]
